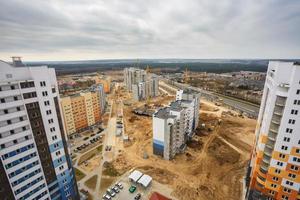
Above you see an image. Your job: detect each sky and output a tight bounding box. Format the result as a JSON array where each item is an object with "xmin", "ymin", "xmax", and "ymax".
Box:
[{"xmin": 0, "ymin": 0, "xmax": 300, "ymax": 61}]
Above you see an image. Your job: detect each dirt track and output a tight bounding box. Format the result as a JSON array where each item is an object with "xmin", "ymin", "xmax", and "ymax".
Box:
[{"xmin": 112, "ymin": 93, "xmax": 256, "ymax": 200}]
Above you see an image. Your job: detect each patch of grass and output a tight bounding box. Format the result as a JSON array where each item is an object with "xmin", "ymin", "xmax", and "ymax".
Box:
[
  {"xmin": 85, "ymin": 175, "xmax": 98, "ymax": 190},
  {"xmin": 78, "ymin": 146, "xmax": 102, "ymax": 165},
  {"xmin": 96, "ymin": 145, "xmax": 103, "ymax": 153},
  {"xmin": 74, "ymin": 168, "xmax": 85, "ymax": 181},
  {"xmin": 102, "ymin": 162, "xmax": 120, "ymax": 177}
]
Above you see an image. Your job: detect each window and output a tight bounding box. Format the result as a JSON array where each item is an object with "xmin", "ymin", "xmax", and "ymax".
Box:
[
  {"xmin": 277, "ymin": 161, "xmax": 283, "ymax": 166},
  {"xmin": 48, "ymin": 119, "xmax": 54, "ymax": 124},
  {"xmin": 0, "ymin": 98, "xmax": 5, "ymax": 103},
  {"xmin": 40, "ymin": 81, "xmax": 46, "ymax": 87},
  {"xmin": 44, "ymin": 101, "xmax": 50, "ymax": 106},
  {"xmin": 291, "ymin": 165, "xmax": 299, "ymax": 171},
  {"xmin": 291, "ymin": 109, "xmax": 298, "ymax": 115},
  {"xmin": 281, "ymin": 195, "xmax": 289, "ymax": 200},
  {"xmin": 283, "ymin": 137, "xmax": 290, "ymax": 142},
  {"xmin": 10, "ymin": 130, "xmax": 14, "ymax": 134},
  {"xmin": 46, "ymin": 110, "xmax": 52, "ymax": 115},
  {"xmin": 52, "ymin": 135, "xmax": 57, "ymax": 140},
  {"xmin": 272, "ymin": 176, "xmax": 279, "ymax": 181},
  {"xmin": 4, "ymin": 109, "xmax": 8, "ymax": 114},
  {"xmin": 296, "ymin": 149, "xmax": 300, "ymax": 154},
  {"xmin": 288, "ymin": 173, "xmax": 296, "ymax": 179},
  {"xmin": 10, "ymin": 85, "xmax": 15, "ymax": 90},
  {"xmin": 283, "ymin": 187, "xmax": 291, "ymax": 193},
  {"xmin": 292, "ymin": 157, "xmax": 300, "ymax": 162},
  {"xmin": 52, "ymin": 88, "xmax": 56, "ymax": 93},
  {"xmin": 7, "ymin": 120, "xmax": 11, "ymax": 125},
  {"xmin": 55, "ymin": 151, "xmax": 61, "ymax": 156},
  {"xmin": 42, "ymin": 91, "xmax": 48, "ymax": 96},
  {"xmin": 20, "ymin": 81, "xmax": 35, "ymax": 88},
  {"xmin": 14, "ymin": 96, "xmax": 18, "ymax": 101},
  {"xmin": 286, "ymin": 180, "xmax": 293, "ymax": 186},
  {"xmin": 23, "ymin": 92, "xmax": 37, "ymax": 99},
  {"xmin": 281, "ymin": 146, "xmax": 288, "ymax": 151},
  {"xmin": 271, "ymin": 183, "xmax": 277, "ymax": 188},
  {"xmin": 22, "ymin": 126, "xmax": 26, "ymax": 131},
  {"xmin": 286, "ymin": 128, "xmax": 293, "ymax": 133},
  {"xmin": 297, "ymin": 89, "xmax": 300, "ymax": 95},
  {"xmin": 275, "ymin": 169, "xmax": 281, "ymax": 174},
  {"xmin": 50, "ymin": 127, "xmax": 56, "ymax": 132},
  {"xmin": 288, "ymin": 119, "xmax": 295, "ymax": 124},
  {"xmin": 17, "ymin": 107, "xmax": 20, "ymax": 111},
  {"xmin": 279, "ymin": 154, "xmax": 286, "ymax": 159}
]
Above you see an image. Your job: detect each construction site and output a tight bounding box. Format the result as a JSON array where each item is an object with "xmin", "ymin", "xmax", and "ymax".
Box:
[{"xmin": 104, "ymin": 78, "xmax": 256, "ymax": 200}]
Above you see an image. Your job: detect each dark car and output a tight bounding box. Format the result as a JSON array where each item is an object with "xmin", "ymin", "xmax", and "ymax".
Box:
[{"xmin": 134, "ymin": 193, "xmax": 141, "ymax": 200}]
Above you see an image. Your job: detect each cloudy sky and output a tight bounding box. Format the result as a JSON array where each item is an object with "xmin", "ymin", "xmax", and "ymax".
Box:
[{"xmin": 0, "ymin": 0, "xmax": 299, "ymax": 61}]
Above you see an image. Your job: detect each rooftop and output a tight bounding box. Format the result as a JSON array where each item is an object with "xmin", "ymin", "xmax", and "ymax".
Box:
[{"xmin": 154, "ymin": 107, "xmax": 176, "ymax": 119}]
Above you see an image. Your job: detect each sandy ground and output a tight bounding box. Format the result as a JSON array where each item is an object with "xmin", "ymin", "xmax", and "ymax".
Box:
[
  {"xmin": 110, "ymin": 91, "xmax": 256, "ymax": 200},
  {"xmin": 80, "ymin": 155, "xmax": 101, "ymax": 173}
]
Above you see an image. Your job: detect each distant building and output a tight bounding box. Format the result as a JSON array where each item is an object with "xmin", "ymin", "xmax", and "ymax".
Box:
[
  {"xmin": 60, "ymin": 86, "xmax": 104, "ymax": 137},
  {"xmin": 176, "ymin": 89, "xmax": 200, "ymax": 131},
  {"xmin": 124, "ymin": 67, "xmax": 159, "ymax": 101},
  {"xmin": 0, "ymin": 59, "xmax": 79, "ymax": 200},
  {"xmin": 246, "ymin": 61, "xmax": 300, "ymax": 200}
]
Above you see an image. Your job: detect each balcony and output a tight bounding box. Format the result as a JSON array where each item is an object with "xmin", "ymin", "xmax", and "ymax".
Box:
[
  {"xmin": 264, "ymin": 145, "xmax": 273, "ymax": 157},
  {"xmin": 259, "ymin": 165, "xmax": 268, "ymax": 174},
  {"xmin": 268, "ymin": 131, "xmax": 277, "ymax": 142},
  {"xmin": 271, "ymin": 118, "xmax": 281, "ymax": 125},
  {"xmin": 275, "ymin": 96, "xmax": 286, "ymax": 107},
  {"xmin": 266, "ymin": 140, "xmax": 275, "ymax": 149}
]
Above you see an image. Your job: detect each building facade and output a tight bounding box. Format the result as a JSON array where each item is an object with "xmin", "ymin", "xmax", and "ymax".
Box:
[
  {"xmin": 124, "ymin": 67, "xmax": 159, "ymax": 101},
  {"xmin": 153, "ymin": 94, "xmax": 199, "ymax": 160},
  {"xmin": 0, "ymin": 60, "xmax": 79, "ymax": 200},
  {"xmin": 246, "ymin": 61, "xmax": 300, "ymax": 200},
  {"xmin": 60, "ymin": 88, "xmax": 104, "ymax": 137},
  {"xmin": 176, "ymin": 89, "xmax": 200, "ymax": 132}
]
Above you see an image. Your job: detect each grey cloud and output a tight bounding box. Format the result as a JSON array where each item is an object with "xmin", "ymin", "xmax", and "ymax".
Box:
[{"xmin": 0, "ymin": 0, "xmax": 299, "ymax": 60}]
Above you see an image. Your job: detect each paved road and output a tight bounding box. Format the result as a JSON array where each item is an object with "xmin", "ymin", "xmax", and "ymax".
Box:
[{"xmin": 160, "ymin": 79, "xmax": 260, "ymax": 118}]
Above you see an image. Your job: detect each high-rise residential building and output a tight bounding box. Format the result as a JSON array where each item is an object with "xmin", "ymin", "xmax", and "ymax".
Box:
[
  {"xmin": 176, "ymin": 89, "xmax": 200, "ymax": 132},
  {"xmin": 124, "ymin": 67, "xmax": 147, "ymax": 91},
  {"xmin": 60, "ymin": 88, "xmax": 104, "ymax": 137},
  {"xmin": 0, "ymin": 60, "xmax": 79, "ymax": 200},
  {"xmin": 246, "ymin": 61, "xmax": 300, "ymax": 200},
  {"xmin": 124, "ymin": 67, "xmax": 159, "ymax": 101},
  {"xmin": 153, "ymin": 97, "xmax": 199, "ymax": 160}
]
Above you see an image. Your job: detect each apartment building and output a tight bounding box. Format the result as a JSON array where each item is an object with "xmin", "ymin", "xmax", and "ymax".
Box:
[
  {"xmin": 60, "ymin": 88, "xmax": 104, "ymax": 137},
  {"xmin": 0, "ymin": 59, "xmax": 79, "ymax": 200},
  {"xmin": 246, "ymin": 61, "xmax": 300, "ymax": 200},
  {"xmin": 124, "ymin": 67, "xmax": 147, "ymax": 91},
  {"xmin": 176, "ymin": 89, "xmax": 200, "ymax": 132},
  {"xmin": 124, "ymin": 67, "xmax": 159, "ymax": 101},
  {"xmin": 153, "ymin": 94, "xmax": 199, "ymax": 160}
]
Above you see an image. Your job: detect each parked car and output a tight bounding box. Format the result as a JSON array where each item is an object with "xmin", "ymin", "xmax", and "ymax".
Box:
[
  {"xmin": 134, "ymin": 193, "xmax": 141, "ymax": 200},
  {"xmin": 129, "ymin": 185, "xmax": 136, "ymax": 193},
  {"xmin": 107, "ymin": 189, "xmax": 116, "ymax": 197},
  {"xmin": 115, "ymin": 182, "xmax": 123, "ymax": 189},
  {"xmin": 112, "ymin": 186, "xmax": 119, "ymax": 193},
  {"xmin": 102, "ymin": 194, "xmax": 111, "ymax": 200}
]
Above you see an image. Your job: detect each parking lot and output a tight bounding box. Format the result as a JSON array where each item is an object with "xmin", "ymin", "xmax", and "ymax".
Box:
[{"xmin": 101, "ymin": 170, "xmax": 175, "ymax": 200}]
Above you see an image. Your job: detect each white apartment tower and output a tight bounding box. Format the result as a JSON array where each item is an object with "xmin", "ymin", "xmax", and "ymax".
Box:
[
  {"xmin": 0, "ymin": 59, "xmax": 79, "ymax": 200},
  {"xmin": 247, "ymin": 61, "xmax": 300, "ymax": 200},
  {"xmin": 153, "ymin": 98, "xmax": 197, "ymax": 160},
  {"xmin": 176, "ymin": 89, "xmax": 200, "ymax": 132},
  {"xmin": 124, "ymin": 67, "xmax": 159, "ymax": 101}
]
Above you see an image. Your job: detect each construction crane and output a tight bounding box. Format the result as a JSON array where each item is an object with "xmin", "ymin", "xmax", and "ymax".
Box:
[
  {"xmin": 146, "ymin": 65, "xmax": 151, "ymax": 74},
  {"xmin": 183, "ymin": 67, "xmax": 190, "ymax": 84}
]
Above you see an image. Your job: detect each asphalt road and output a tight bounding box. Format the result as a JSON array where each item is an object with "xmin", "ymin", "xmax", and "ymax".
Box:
[{"xmin": 160, "ymin": 79, "xmax": 260, "ymax": 118}]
